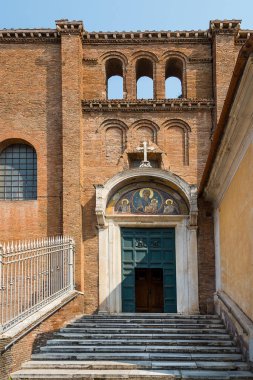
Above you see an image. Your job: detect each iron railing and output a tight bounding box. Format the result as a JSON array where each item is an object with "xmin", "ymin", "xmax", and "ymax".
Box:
[{"xmin": 0, "ymin": 236, "xmax": 74, "ymax": 333}]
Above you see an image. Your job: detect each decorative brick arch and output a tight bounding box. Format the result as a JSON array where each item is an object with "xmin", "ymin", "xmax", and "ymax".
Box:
[
  {"xmin": 130, "ymin": 119, "xmax": 160, "ymax": 144},
  {"xmin": 100, "ymin": 51, "xmax": 128, "ymax": 67},
  {"xmin": 97, "ymin": 119, "xmax": 128, "ymax": 135},
  {"xmin": 162, "ymin": 51, "xmax": 189, "ymax": 64},
  {"xmin": 97, "ymin": 119, "xmax": 128, "ymax": 162},
  {"xmin": 130, "ymin": 50, "xmax": 159, "ymax": 64},
  {"xmin": 0, "ymin": 134, "xmax": 41, "ymax": 157},
  {"xmin": 163, "ymin": 119, "xmax": 191, "ymax": 165}
]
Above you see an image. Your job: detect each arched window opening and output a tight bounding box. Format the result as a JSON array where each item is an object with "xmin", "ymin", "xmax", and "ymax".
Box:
[
  {"xmin": 106, "ymin": 58, "xmax": 124, "ymax": 99},
  {"xmin": 0, "ymin": 143, "xmax": 37, "ymax": 200},
  {"xmin": 165, "ymin": 58, "xmax": 184, "ymax": 98},
  {"xmin": 136, "ymin": 58, "xmax": 154, "ymax": 99}
]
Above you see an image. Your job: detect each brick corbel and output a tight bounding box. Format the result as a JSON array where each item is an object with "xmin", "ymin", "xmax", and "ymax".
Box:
[{"xmin": 210, "ymin": 19, "xmax": 241, "ymax": 36}]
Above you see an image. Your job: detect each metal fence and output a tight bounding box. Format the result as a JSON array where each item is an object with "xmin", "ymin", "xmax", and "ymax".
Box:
[{"xmin": 0, "ymin": 236, "xmax": 74, "ymax": 333}]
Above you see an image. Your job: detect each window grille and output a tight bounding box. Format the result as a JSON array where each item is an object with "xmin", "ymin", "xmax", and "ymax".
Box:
[{"xmin": 0, "ymin": 143, "xmax": 37, "ymax": 200}]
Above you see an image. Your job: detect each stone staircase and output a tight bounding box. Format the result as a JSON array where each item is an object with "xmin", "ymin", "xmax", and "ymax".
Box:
[{"xmin": 12, "ymin": 313, "xmax": 253, "ymax": 379}]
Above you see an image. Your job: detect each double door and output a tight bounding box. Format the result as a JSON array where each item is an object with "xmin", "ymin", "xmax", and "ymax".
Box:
[{"xmin": 121, "ymin": 228, "xmax": 177, "ymax": 313}]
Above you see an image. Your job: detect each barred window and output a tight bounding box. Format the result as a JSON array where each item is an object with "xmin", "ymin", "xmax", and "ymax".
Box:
[{"xmin": 0, "ymin": 144, "xmax": 37, "ymax": 200}]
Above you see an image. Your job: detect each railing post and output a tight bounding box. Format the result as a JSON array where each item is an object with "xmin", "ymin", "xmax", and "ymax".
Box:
[
  {"xmin": 0, "ymin": 244, "xmax": 3, "ymax": 334},
  {"xmin": 69, "ymin": 238, "xmax": 75, "ymax": 291}
]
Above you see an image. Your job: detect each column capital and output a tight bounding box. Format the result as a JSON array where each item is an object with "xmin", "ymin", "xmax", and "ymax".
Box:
[{"xmin": 55, "ymin": 19, "xmax": 84, "ymax": 35}]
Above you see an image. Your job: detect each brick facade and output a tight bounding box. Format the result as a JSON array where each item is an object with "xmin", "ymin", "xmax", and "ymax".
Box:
[{"xmin": 0, "ymin": 19, "xmax": 250, "ymax": 315}]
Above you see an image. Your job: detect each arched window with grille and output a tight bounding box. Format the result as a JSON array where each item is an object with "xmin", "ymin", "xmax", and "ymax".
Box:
[{"xmin": 0, "ymin": 143, "xmax": 37, "ymax": 200}]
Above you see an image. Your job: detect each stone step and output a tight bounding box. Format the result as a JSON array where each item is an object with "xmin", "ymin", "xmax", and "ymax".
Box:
[
  {"xmin": 81, "ymin": 313, "xmax": 219, "ymax": 319},
  {"xmin": 40, "ymin": 345, "xmax": 240, "ymax": 354},
  {"xmin": 31, "ymin": 352, "xmax": 243, "ymax": 361},
  {"xmin": 21, "ymin": 360, "xmax": 250, "ymax": 371},
  {"xmin": 11, "ymin": 313, "xmax": 253, "ymax": 379},
  {"xmin": 69, "ymin": 323, "xmax": 224, "ymax": 329},
  {"xmin": 47, "ymin": 339, "xmax": 235, "ymax": 347},
  {"xmin": 75, "ymin": 318, "xmax": 222, "ymax": 324},
  {"xmin": 59, "ymin": 327, "xmax": 228, "ymax": 334},
  {"xmin": 11, "ymin": 368, "xmax": 253, "ymax": 379},
  {"xmin": 55, "ymin": 332, "xmax": 232, "ymax": 340}
]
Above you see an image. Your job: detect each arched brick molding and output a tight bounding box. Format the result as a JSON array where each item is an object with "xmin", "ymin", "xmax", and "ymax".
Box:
[
  {"xmin": 163, "ymin": 119, "xmax": 191, "ymax": 166},
  {"xmin": 130, "ymin": 119, "xmax": 160, "ymax": 145},
  {"xmin": 98, "ymin": 119, "xmax": 128, "ymax": 164},
  {"xmin": 131, "ymin": 50, "xmax": 159, "ymax": 64}
]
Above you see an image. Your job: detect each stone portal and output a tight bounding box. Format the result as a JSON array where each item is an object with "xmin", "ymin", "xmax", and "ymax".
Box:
[{"xmin": 95, "ymin": 168, "xmax": 199, "ymax": 314}]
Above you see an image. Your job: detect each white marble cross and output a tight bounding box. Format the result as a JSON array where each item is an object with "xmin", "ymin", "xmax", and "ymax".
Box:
[{"xmin": 136, "ymin": 140, "xmax": 155, "ymax": 168}]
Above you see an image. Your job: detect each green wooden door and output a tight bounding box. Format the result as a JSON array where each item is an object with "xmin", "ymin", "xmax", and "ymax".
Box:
[{"xmin": 121, "ymin": 228, "xmax": 177, "ymax": 313}]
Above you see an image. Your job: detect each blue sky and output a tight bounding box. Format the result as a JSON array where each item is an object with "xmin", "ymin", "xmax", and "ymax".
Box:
[{"xmin": 0, "ymin": 0, "xmax": 252, "ymax": 31}]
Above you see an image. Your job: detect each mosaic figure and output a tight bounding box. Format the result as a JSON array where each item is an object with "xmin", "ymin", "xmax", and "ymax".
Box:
[
  {"xmin": 145, "ymin": 198, "xmax": 158, "ymax": 213},
  {"xmin": 136, "ymin": 188, "xmax": 153, "ymax": 212},
  {"xmin": 163, "ymin": 199, "xmax": 178, "ymax": 215},
  {"xmin": 117, "ymin": 198, "xmax": 131, "ymax": 213}
]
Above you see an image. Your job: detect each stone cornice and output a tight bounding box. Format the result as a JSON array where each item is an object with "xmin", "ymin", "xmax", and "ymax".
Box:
[
  {"xmin": 0, "ymin": 19, "xmax": 251, "ymax": 46},
  {"xmin": 82, "ymin": 30, "xmax": 211, "ymax": 44},
  {"xmin": 82, "ymin": 99, "xmax": 214, "ymax": 113},
  {"xmin": 0, "ymin": 29, "xmax": 59, "ymax": 43}
]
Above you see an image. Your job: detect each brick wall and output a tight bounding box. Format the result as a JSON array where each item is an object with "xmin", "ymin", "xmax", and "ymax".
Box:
[
  {"xmin": 0, "ymin": 43, "xmax": 62, "ymax": 242},
  {"xmin": 0, "ymin": 293, "xmax": 84, "ymax": 380}
]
